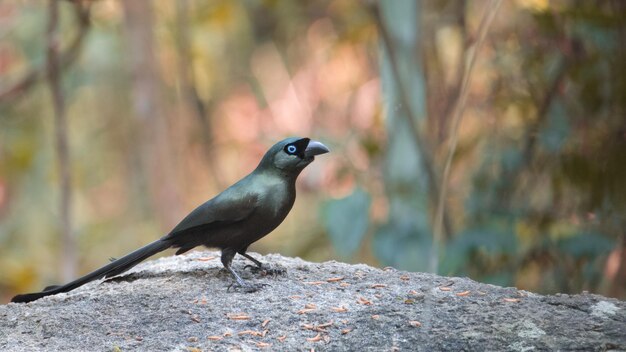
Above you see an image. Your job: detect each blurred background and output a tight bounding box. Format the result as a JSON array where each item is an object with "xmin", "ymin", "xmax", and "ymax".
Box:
[{"xmin": 1, "ymin": 0, "xmax": 625, "ymax": 302}]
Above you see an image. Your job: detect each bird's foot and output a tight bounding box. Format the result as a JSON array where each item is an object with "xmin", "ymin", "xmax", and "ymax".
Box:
[
  {"xmin": 227, "ymin": 282, "xmax": 269, "ymax": 293},
  {"xmin": 244, "ymin": 264, "xmax": 286, "ymax": 277}
]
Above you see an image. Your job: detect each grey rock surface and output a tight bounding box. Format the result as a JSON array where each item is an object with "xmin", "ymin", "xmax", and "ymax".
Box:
[{"xmin": 1, "ymin": 251, "xmax": 624, "ymax": 351}]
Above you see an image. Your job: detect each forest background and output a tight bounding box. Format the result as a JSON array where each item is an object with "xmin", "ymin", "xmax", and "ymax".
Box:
[{"xmin": 0, "ymin": 0, "xmax": 624, "ymax": 301}]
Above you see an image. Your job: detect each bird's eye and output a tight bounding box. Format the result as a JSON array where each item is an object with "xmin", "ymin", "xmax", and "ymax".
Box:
[{"xmin": 286, "ymin": 145, "xmax": 297, "ymax": 154}]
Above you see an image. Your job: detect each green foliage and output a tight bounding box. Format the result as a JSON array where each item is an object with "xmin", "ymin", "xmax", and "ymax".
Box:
[
  {"xmin": 556, "ymin": 233, "xmax": 614, "ymax": 259},
  {"xmin": 538, "ymin": 100, "xmax": 569, "ymax": 152},
  {"xmin": 321, "ymin": 188, "xmax": 371, "ymax": 258},
  {"xmin": 442, "ymin": 226, "xmax": 517, "ymax": 275},
  {"xmin": 373, "ymin": 220, "xmax": 432, "ymax": 271}
]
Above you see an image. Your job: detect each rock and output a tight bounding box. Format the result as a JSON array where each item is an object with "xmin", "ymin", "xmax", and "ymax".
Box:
[{"xmin": 1, "ymin": 251, "xmax": 624, "ymax": 351}]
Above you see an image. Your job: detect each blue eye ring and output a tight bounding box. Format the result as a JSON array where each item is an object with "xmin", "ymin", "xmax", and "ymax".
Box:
[{"xmin": 286, "ymin": 145, "xmax": 297, "ymax": 154}]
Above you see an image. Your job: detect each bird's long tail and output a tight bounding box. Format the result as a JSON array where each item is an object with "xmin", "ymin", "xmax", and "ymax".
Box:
[{"xmin": 11, "ymin": 238, "xmax": 171, "ymax": 303}]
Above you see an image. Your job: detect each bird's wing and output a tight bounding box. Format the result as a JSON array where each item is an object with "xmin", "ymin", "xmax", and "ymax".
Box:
[{"xmin": 165, "ymin": 186, "xmax": 260, "ymax": 238}]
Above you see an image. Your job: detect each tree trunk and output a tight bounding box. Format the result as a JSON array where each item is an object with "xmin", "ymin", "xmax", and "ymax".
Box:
[
  {"xmin": 122, "ymin": 0, "xmax": 183, "ymax": 231},
  {"xmin": 47, "ymin": 0, "xmax": 76, "ymax": 281}
]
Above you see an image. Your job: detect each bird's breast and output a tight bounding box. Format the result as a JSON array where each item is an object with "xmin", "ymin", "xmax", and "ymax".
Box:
[{"xmin": 258, "ymin": 180, "xmax": 295, "ymax": 220}]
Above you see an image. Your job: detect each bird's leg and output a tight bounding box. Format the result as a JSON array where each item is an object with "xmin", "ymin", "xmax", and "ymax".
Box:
[
  {"xmin": 240, "ymin": 252, "xmax": 263, "ymax": 268},
  {"xmin": 239, "ymin": 251, "xmax": 286, "ymax": 276},
  {"xmin": 221, "ymin": 248, "xmax": 265, "ymax": 293}
]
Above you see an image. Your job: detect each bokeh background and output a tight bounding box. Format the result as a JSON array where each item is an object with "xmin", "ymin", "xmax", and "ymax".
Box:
[{"xmin": 1, "ymin": 0, "xmax": 625, "ymax": 302}]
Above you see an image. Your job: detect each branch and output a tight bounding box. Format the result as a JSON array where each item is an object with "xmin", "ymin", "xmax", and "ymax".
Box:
[
  {"xmin": 438, "ymin": 1, "xmax": 469, "ymax": 143},
  {"xmin": 174, "ymin": 0, "xmax": 225, "ymax": 190},
  {"xmin": 432, "ymin": 0, "xmax": 503, "ymax": 272},
  {"xmin": 521, "ymin": 59, "xmax": 568, "ymax": 169},
  {"xmin": 370, "ymin": 4, "xmax": 453, "ymax": 240},
  {"xmin": 499, "ymin": 36, "xmax": 579, "ymax": 208},
  {"xmin": 47, "ymin": 0, "xmax": 76, "ymax": 281},
  {"xmin": 0, "ymin": 2, "xmax": 91, "ymax": 104}
]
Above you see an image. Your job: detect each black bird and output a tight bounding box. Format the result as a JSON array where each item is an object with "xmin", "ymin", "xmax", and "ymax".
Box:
[{"xmin": 11, "ymin": 137, "xmax": 329, "ymax": 303}]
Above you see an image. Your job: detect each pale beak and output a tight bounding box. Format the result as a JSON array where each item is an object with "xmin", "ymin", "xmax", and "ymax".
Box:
[{"xmin": 304, "ymin": 140, "xmax": 330, "ymax": 158}]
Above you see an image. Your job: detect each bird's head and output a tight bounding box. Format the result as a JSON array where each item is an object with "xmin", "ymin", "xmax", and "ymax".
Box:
[{"xmin": 257, "ymin": 137, "xmax": 330, "ymax": 176}]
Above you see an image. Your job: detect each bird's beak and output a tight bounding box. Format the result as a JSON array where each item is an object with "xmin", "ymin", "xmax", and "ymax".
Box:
[{"xmin": 304, "ymin": 140, "xmax": 330, "ymax": 158}]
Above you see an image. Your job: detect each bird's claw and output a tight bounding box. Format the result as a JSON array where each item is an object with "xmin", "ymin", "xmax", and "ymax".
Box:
[
  {"xmin": 227, "ymin": 282, "xmax": 269, "ymax": 293},
  {"xmin": 243, "ymin": 265, "xmax": 286, "ymax": 277},
  {"xmin": 264, "ymin": 267, "xmax": 286, "ymax": 276}
]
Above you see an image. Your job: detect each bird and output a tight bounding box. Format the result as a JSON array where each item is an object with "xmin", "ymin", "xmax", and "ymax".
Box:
[{"xmin": 11, "ymin": 137, "xmax": 329, "ymax": 303}]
